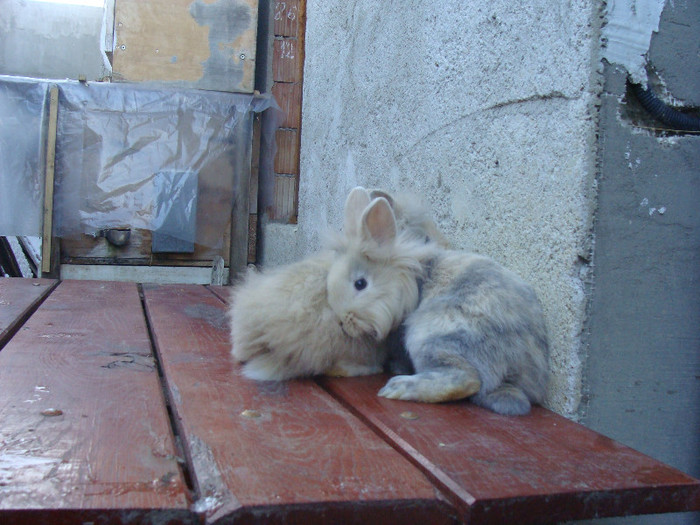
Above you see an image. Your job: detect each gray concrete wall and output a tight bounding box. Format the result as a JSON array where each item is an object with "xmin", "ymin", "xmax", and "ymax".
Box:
[
  {"xmin": 580, "ymin": 0, "xmax": 700, "ymax": 523},
  {"xmin": 0, "ymin": 0, "xmax": 108, "ymax": 81},
  {"xmin": 262, "ymin": 0, "xmax": 601, "ymax": 417}
]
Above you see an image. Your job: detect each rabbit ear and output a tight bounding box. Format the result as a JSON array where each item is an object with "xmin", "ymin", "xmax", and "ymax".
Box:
[
  {"xmin": 344, "ymin": 187, "xmax": 371, "ymax": 236},
  {"xmin": 368, "ymin": 189, "xmax": 395, "ymax": 208},
  {"xmin": 361, "ymin": 197, "xmax": 397, "ymax": 245}
]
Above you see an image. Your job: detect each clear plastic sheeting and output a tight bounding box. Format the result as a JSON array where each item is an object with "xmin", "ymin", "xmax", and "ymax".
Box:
[
  {"xmin": 151, "ymin": 170, "xmax": 199, "ymax": 253},
  {"xmin": 54, "ymin": 81, "xmax": 276, "ymax": 248},
  {"xmin": 0, "ymin": 76, "xmax": 49, "ymax": 237}
]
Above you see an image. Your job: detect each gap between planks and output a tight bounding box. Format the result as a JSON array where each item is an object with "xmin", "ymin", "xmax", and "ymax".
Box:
[
  {"xmin": 137, "ymin": 283, "xmax": 238, "ymax": 517},
  {"xmin": 136, "ymin": 282, "xmax": 212, "ymax": 502},
  {"xmin": 134, "ymin": 283, "xmax": 700, "ymax": 523},
  {"xmin": 140, "ymin": 283, "xmax": 456, "ymax": 524},
  {"xmin": 315, "ymin": 375, "xmax": 477, "ymax": 517},
  {"xmin": 202, "ymin": 283, "xmax": 474, "ymax": 517},
  {"xmin": 0, "ymin": 279, "xmax": 59, "ymax": 352}
]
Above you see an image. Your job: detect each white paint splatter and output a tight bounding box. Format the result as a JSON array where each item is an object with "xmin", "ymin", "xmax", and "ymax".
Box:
[{"xmin": 602, "ymin": 0, "xmax": 666, "ymax": 85}]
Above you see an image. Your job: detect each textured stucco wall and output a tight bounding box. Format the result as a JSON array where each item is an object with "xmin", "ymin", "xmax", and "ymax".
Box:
[{"xmin": 262, "ymin": 0, "xmax": 601, "ymax": 417}]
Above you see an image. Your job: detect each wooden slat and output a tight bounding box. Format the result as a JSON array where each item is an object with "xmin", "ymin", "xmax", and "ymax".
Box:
[
  {"xmin": 247, "ymin": 113, "xmax": 262, "ymax": 263},
  {"xmin": 206, "ymin": 285, "xmax": 230, "ymax": 304},
  {"xmin": 273, "ymin": 0, "xmax": 300, "ymax": 37},
  {"xmin": 0, "ymin": 278, "xmax": 57, "ymax": 349},
  {"xmin": 274, "ymin": 128, "xmax": 300, "ymax": 174},
  {"xmin": 142, "ymin": 284, "xmax": 456, "ymax": 524},
  {"xmin": 273, "ymin": 37, "xmax": 302, "ymax": 83},
  {"xmin": 229, "ymin": 110, "xmax": 256, "ymax": 283},
  {"xmin": 271, "ymin": 82, "xmax": 302, "ymax": 129},
  {"xmin": 60, "ymin": 228, "xmax": 231, "ymax": 267},
  {"xmin": 319, "ymin": 375, "xmax": 700, "ymax": 524},
  {"xmin": 0, "ymin": 280, "xmax": 194, "ymax": 524},
  {"xmin": 272, "ymin": 175, "xmax": 298, "ymax": 221},
  {"xmin": 269, "ymin": 0, "xmax": 305, "ymax": 224},
  {"xmin": 247, "ymin": 213, "xmax": 257, "ymax": 264},
  {"xmin": 41, "ymin": 86, "xmax": 58, "ymax": 277}
]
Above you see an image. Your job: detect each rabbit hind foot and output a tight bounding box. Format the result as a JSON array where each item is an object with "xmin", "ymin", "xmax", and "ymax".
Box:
[{"xmin": 378, "ymin": 368, "xmax": 481, "ymax": 403}]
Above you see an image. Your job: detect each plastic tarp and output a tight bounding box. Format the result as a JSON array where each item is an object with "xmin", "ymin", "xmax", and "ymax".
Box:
[
  {"xmin": 0, "ymin": 76, "xmax": 279, "ymax": 248},
  {"xmin": 0, "ymin": 76, "xmax": 50, "ymax": 237},
  {"xmin": 54, "ymin": 81, "xmax": 276, "ymax": 248}
]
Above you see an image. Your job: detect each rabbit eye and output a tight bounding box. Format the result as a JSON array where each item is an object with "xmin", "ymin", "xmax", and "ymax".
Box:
[{"xmin": 354, "ymin": 278, "xmax": 368, "ymax": 291}]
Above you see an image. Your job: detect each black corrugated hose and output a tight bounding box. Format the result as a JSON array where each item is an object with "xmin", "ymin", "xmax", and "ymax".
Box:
[{"xmin": 628, "ymin": 79, "xmax": 700, "ymax": 132}]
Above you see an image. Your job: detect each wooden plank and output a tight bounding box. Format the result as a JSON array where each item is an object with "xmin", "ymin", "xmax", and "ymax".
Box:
[
  {"xmin": 274, "ymin": 128, "xmax": 300, "ymax": 174},
  {"xmin": 271, "ymin": 175, "xmax": 298, "ymax": 222},
  {"xmin": 271, "ymin": 82, "xmax": 302, "ymax": 129},
  {"xmin": 230, "ymin": 178, "xmax": 252, "ymax": 282},
  {"xmin": 60, "ymin": 234, "xmax": 234, "ymax": 275},
  {"xmin": 273, "ymin": 0, "xmax": 300, "ymax": 37},
  {"xmin": 60, "ymin": 229, "xmax": 231, "ymax": 267},
  {"xmin": 206, "ymin": 285, "xmax": 230, "ymax": 304},
  {"xmin": 249, "ymin": 114, "xmax": 262, "ymax": 215},
  {"xmin": 273, "ymin": 37, "xmax": 302, "ymax": 83},
  {"xmin": 142, "ymin": 284, "xmax": 457, "ymax": 525},
  {"xmin": 41, "ymin": 86, "xmax": 58, "ymax": 277},
  {"xmin": 112, "ymin": 0, "xmax": 258, "ymax": 93},
  {"xmin": 247, "ymin": 114, "xmax": 262, "ymax": 263},
  {"xmin": 0, "ymin": 278, "xmax": 57, "ymax": 349},
  {"xmin": 229, "ymin": 109, "xmax": 256, "ymax": 283},
  {"xmin": 247, "ymin": 213, "xmax": 257, "ymax": 264},
  {"xmin": 270, "ymin": 0, "xmax": 304, "ymax": 224},
  {"xmin": 59, "ymin": 264, "xmax": 228, "ymax": 285},
  {"xmin": 0, "ymin": 280, "xmax": 194, "ymax": 524},
  {"xmin": 319, "ymin": 375, "xmax": 700, "ymax": 524}
]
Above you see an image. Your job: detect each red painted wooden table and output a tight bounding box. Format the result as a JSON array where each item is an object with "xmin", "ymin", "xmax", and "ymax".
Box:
[{"xmin": 1, "ymin": 278, "xmax": 699, "ymax": 524}]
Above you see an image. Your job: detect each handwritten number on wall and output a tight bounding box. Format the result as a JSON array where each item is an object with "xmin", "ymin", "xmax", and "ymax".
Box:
[{"xmin": 275, "ymin": 2, "xmax": 297, "ymax": 21}]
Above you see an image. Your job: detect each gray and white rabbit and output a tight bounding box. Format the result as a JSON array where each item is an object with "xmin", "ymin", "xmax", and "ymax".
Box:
[
  {"xmin": 229, "ymin": 187, "xmax": 434, "ymax": 380},
  {"xmin": 375, "ymin": 224, "xmax": 550, "ymax": 416}
]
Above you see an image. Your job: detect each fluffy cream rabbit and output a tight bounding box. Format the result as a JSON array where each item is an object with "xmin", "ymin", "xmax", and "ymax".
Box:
[
  {"xmin": 325, "ymin": 190, "xmax": 550, "ymax": 415},
  {"xmin": 229, "ymin": 187, "xmax": 433, "ymax": 380}
]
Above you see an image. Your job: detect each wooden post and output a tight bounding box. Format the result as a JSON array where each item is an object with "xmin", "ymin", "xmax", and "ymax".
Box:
[
  {"xmin": 228, "ymin": 110, "xmax": 255, "ymax": 283},
  {"xmin": 41, "ymin": 86, "xmax": 59, "ymax": 278}
]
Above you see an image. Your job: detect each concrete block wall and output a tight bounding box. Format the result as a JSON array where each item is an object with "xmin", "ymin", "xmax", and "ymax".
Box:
[
  {"xmin": 262, "ymin": 0, "xmax": 602, "ymax": 418},
  {"xmin": 0, "ymin": 0, "xmax": 108, "ymax": 81},
  {"xmin": 580, "ymin": 0, "xmax": 700, "ymax": 523}
]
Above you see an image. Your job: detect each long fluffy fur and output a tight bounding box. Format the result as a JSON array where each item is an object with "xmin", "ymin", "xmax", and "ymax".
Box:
[
  {"xmin": 379, "ymin": 249, "xmax": 550, "ymax": 415},
  {"xmin": 229, "ymin": 252, "xmax": 382, "ymax": 380},
  {"xmin": 370, "ymin": 189, "xmax": 450, "ymax": 248},
  {"xmin": 231, "ymin": 185, "xmax": 550, "ymax": 414},
  {"xmin": 325, "ymin": 230, "xmax": 436, "ymax": 340},
  {"xmin": 229, "ymin": 189, "xmax": 440, "ymax": 382}
]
